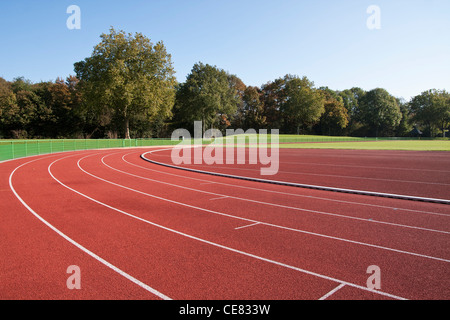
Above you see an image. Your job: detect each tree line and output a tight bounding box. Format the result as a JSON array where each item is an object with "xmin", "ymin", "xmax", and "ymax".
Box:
[{"xmin": 1, "ymin": 28, "xmax": 449, "ymax": 139}]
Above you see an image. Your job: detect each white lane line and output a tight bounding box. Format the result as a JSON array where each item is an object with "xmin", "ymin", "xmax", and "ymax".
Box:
[
  {"xmin": 101, "ymin": 153, "xmax": 450, "ymax": 235},
  {"xmin": 82, "ymin": 154, "xmax": 450, "ymax": 263},
  {"xmin": 235, "ymin": 222, "xmax": 260, "ymax": 230},
  {"xmin": 8, "ymin": 154, "xmax": 171, "ymax": 301},
  {"xmin": 142, "ymin": 149, "xmax": 450, "ymax": 205},
  {"xmin": 122, "ymin": 151, "xmax": 450, "ymax": 218},
  {"xmin": 318, "ymin": 283, "xmax": 346, "ymax": 300},
  {"xmin": 146, "ymin": 150, "xmax": 450, "ymax": 186},
  {"xmin": 48, "ymin": 154, "xmax": 407, "ymax": 300},
  {"xmin": 209, "ymin": 196, "xmax": 229, "ymax": 201},
  {"xmin": 275, "ymin": 160, "xmax": 450, "ymax": 174},
  {"xmin": 175, "ymin": 164, "xmax": 450, "ymax": 186}
]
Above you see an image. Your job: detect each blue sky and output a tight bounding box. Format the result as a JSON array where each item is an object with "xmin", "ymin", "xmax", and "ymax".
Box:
[{"xmin": 0, "ymin": 0, "xmax": 449, "ymax": 101}]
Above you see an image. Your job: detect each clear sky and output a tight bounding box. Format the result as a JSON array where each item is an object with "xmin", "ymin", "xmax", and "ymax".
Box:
[{"xmin": 0, "ymin": 0, "xmax": 449, "ymax": 101}]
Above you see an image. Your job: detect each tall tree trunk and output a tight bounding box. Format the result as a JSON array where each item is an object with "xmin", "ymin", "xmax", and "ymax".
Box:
[{"xmin": 125, "ymin": 117, "xmax": 130, "ymax": 139}]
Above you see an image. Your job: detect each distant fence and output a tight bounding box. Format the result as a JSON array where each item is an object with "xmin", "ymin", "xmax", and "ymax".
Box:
[
  {"xmin": 0, "ymin": 136, "xmax": 445, "ymax": 162},
  {"xmin": 0, "ymin": 138, "xmax": 179, "ymax": 162}
]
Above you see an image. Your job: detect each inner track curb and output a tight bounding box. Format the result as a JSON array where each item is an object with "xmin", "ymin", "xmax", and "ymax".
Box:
[{"xmin": 140, "ymin": 150, "xmax": 450, "ymax": 205}]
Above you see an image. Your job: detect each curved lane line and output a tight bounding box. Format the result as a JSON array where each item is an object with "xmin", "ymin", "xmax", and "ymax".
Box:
[
  {"xmin": 76, "ymin": 153, "xmax": 449, "ymax": 263},
  {"xmin": 48, "ymin": 152, "xmax": 408, "ymax": 300},
  {"xmin": 121, "ymin": 151, "xmax": 450, "ymax": 218},
  {"xmin": 148, "ymin": 148, "xmax": 450, "ymax": 182},
  {"xmin": 141, "ymin": 149, "xmax": 450, "ymax": 205},
  {"xmin": 100, "ymin": 152, "xmax": 450, "ymax": 235},
  {"xmin": 8, "ymin": 153, "xmax": 171, "ymax": 300}
]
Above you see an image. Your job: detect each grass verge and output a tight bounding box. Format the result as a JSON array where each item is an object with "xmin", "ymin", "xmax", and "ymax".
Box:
[{"xmin": 281, "ymin": 140, "xmax": 450, "ymax": 151}]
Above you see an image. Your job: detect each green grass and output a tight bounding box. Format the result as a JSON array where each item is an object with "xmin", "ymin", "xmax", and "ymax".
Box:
[
  {"xmin": 281, "ymin": 140, "xmax": 450, "ymax": 151},
  {"xmin": 217, "ymin": 134, "xmax": 366, "ymax": 144},
  {"xmin": 1, "ymin": 135, "xmax": 449, "ymax": 162},
  {"xmin": 213, "ymin": 134, "xmax": 450, "ymax": 151}
]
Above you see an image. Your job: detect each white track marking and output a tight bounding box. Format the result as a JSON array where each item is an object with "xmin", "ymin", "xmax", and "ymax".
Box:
[
  {"xmin": 99, "ymin": 153, "xmax": 450, "ymax": 235},
  {"xmin": 152, "ymin": 158, "xmax": 450, "ymax": 186},
  {"xmin": 209, "ymin": 196, "xmax": 229, "ymax": 201},
  {"xmin": 143, "ymin": 149, "xmax": 450, "ymax": 205},
  {"xmin": 76, "ymin": 154, "xmax": 450, "ymax": 263},
  {"xmin": 8, "ymin": 155, "xmax": 171, "ymax": 301},
  {"xmin": 273, "ymin": 160, "xmax": 450, "ymax": 174},
  {"xmin": 318, "ymin": 283, "xmax": 346, "ymax": 300},
  {"xmin": 122, "ymin": 152, "xmax": 450, "ymax": 218},
  {"xmin": 278, "ymin": 148, "xmax": 450, "ymax": 159},
  {"xmin": 147, "ymin": 149, "xmax": 450, "ymax": 186},
  {"xmin": 235, "ymin": 222, "xmax": 261, "ymax": 230},
  {"xmin": 48, "ymin": 154, "xmax": 407, "ymax": 300}
]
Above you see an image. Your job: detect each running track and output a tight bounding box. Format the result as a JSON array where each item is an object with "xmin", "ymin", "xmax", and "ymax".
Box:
[{"xmin": 1, "ymin": 147, "xmax": 449, "ymax": 300}]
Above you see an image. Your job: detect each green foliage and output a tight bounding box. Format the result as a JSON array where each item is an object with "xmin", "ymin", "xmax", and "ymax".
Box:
[
  {"xmin": 259, "ymin": 77, "xmax": 286, "ymax": 130},
  {"xmin": 1, "ymin": 29, "xmax": 448, "ymax": 139},
  {"xmin": 241, "ymin": 86, "xmax": 266, "ymax": 130},
  {"xmin": 279, "ymin": 75, "xmax": 325, "ymax": 134},
  {"xmin": 358, "ymin": 88, "xmax": 402, "ymax": 137},
  {"xmin": 74, "ymin": 27, "xmax": 176, "ymax": 139},
  {"xmin": 339, "ymin": 87, "xmax": 365, "ymax": 119},
  {"xmin": 318, "ymin": 89, "xmax": 349, "ymax": 135},
  {"xmin": 409, "ymin": 89, "xmax": 450, "ymax": 137},
  {"xmin": 173, "ymin": 62, "xmax": 240, "ymax": 134}
]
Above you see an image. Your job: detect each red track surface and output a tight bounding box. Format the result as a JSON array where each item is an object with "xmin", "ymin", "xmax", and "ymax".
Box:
[
  {"xmin": 1, "ymin": 147, "xmax": 449, "ymax": 300},
  {"xmin": 146, "ymin": 147, "xmax": 450, "ymax": 201}
]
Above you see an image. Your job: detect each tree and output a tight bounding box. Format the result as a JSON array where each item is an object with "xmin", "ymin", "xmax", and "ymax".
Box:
[
  {"xmin": 318, "ymin": 89, "xmax": 349, "ymax": 135},
  {"xmin": 74, "ymin": 27, "xmax": 176, "ymax": 139},
  {"xmin": 2, "ymin": 77, "xmax": 46, "ymax": 138},
  {"xmin": 260, "ymin": 77, "xmax": 286, "ymax": 130},
  {"xmin": 228, "ymin": 74, "xmax": 247, "ymax": 130},
  {"xmin": 280, "ymin": 75, "xmax": 325, "ymax": 134},
  {"xmin": 0, "ymin": 77, "xmax": 17, "ymax": 137},
  {"xmin": 242, "ymin": 86, "xmax": 266, "ymax": 130},
  {"xmin": 358, "ymin": 88, "xmax": 402, "ymax": 137},
  {"xmin": 28, "ymin": 81, "xmax": 55, "ymax": 138},
  {"xmin": 173, "ymin": 62, "xmax": 239, "ymax": 134},
  {"xmin": 338, "ymin": 87, "xmax": 366, "ymax": 135},
  {"xmin": 409, "ymin": 89, "xmax": 450, "ymax": 137},
  {"xmin": 45, "ymin": 76, "xmax": 85, "ymax": 138},
  {"xmin": 395, "ymin": 98, "xmax": 412, "ymax": 137}
]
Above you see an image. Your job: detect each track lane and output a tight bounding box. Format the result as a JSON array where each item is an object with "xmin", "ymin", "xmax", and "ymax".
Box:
[
  {"xmin": 93, "ymin": 151, "xmax": 450, "ymax": 261},
  {"xmin": 1, "ymin": 153, "xmax": 168, "ymax": 300},
  {"xmin": 123, "ymin": 150, "xmax": 450, "ymax": 217},
  {"xmin": 3, "ymin": 148, "xmax": 450, "ymax": 300},
  {"xmin": 51, "ymin": 153, "xmax": 415, "ymax": 299},
  {"xmin": 8, "ymin": 152, "xmax": 340, "ymax": 300},
  {"xmin": 117, "ymin": 151, "xmax": 450, "ymax": 233},
  {"xmin": 145, "ymin": 148, "xmax": 450, "ymax": 200},
  {"xmin": 51, "ymin": 151, "xmax": 448, "ymax": 298}
]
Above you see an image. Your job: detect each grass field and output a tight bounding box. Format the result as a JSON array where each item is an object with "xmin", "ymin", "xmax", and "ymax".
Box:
[
  {"xmin": 1, "ymin": 136, "xmax": 449, "ymax": 162},
  {"xmin": 217, "ymin": 135, "xmax": 450, "ymax": 151},
  {"xmin": 280, "ymin": 140, "xmax": 450, "ymax": 151}
]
